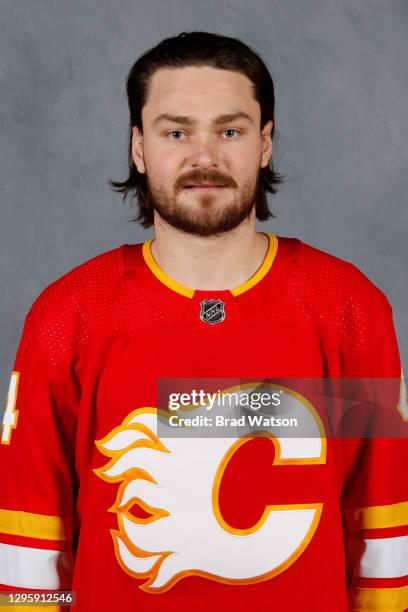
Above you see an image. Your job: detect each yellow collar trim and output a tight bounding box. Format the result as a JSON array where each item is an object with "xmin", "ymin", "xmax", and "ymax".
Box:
[{"xmin": 142, "ymin": 232, "xmax": 278, "ymax": 299}]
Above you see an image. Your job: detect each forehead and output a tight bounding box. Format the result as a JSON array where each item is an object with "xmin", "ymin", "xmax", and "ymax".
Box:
[{"xmin": 142, "ymin": 66, "xmax": 260, "ymax": 123}]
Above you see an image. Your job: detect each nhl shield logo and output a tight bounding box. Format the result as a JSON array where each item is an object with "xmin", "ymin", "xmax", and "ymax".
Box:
[{"xmin": 199, "ymin": 299, "xmax": 226, "ymax": 324}]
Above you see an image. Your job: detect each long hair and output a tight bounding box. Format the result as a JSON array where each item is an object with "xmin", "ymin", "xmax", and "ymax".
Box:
[{"xmin": 109, "ymin": 31, "xmax": 285, "ymax": 227}]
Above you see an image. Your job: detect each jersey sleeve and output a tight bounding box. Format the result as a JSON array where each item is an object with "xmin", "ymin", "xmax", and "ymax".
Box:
[
  {"xmin": 339, "ymin": 284, "xmax": 408, "ymax": 611},
  {"xmin": 0, "ymin": 310, "xmax": 78, "ymax": 603}
]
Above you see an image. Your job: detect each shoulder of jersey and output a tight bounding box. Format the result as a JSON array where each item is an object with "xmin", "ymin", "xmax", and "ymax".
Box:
[
  {"xmin": 291, "ymin": 238, "xmax": 392, "ymax": 336},
  {"xmin": 25, "ymin": 244, "xmax": 143, "ymax": 361},
  {"xmin": 296, "ymin": 238, "xmax": 390, "ymax": 301},
  {"xmin": 28, "ymin": 243, "xmax": 127, "ymax": 315}
]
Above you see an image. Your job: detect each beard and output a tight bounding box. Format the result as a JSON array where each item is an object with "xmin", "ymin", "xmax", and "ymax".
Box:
[{"xmin": 143, "ymin": 169, "xmax": 261, "ymax": 237}]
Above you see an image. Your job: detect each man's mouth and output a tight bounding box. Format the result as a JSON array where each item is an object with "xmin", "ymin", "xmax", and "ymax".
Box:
[{"xmin": 183, "ymin": 184, "xmax": 228, "ymax": 189}]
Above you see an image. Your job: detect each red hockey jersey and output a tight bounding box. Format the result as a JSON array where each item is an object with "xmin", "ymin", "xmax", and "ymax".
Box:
[{"xmin": 1, "ymin": 232, "xmax": 407, "ymax": 611}]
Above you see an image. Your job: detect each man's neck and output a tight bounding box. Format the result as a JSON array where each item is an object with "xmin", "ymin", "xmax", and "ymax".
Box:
[{"xmin": 149, "ymin": 218, "xmax": 270, "ymax": 291}]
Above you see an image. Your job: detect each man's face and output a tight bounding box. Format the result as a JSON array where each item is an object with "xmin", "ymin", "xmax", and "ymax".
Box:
[{"xmin": 132, "ymin": 66, "xmax": 273, "ymax": 236}]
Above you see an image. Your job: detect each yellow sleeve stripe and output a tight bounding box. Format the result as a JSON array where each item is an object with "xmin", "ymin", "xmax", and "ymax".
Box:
[
  {"xmin": 343, "ymin": 501, "xmax": 408, "ymax": 530},
  {"xmin": 350, "ymin": 584, "xmax": 408, "ymax": 610},
  {"xmin": 0, "ymin": 509, "xmax": 71, "ymax": 541}
]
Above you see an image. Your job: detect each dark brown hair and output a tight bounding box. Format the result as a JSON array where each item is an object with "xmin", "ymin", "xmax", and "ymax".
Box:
[{"xmin": 109, "ymin": 31, "xmax": 285, "ymax": 227}]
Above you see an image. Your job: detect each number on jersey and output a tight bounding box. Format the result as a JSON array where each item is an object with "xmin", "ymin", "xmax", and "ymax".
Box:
[{"xmin": 1, "ymin": 372, "xmax": 20, "ymax": 445}]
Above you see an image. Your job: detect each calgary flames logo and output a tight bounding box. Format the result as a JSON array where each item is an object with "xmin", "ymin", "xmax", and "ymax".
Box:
[{"xmin": 94, "ymin": 385, "xmax": 326, "ymax": 593}]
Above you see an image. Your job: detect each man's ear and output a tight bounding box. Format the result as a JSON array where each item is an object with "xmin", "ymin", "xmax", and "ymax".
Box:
[
  {"xmin": 131, "ymin": 126, "xmax": 145, "ymax": 173},
  {"xmin": 260, "ymin": 120, "xmax": 273, "ymax": 168}
]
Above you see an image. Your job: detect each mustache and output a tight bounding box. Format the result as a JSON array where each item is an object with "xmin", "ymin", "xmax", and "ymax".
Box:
[{"xmin": 175, "ymin": 170, "xmax": 237, "ymax": 190}]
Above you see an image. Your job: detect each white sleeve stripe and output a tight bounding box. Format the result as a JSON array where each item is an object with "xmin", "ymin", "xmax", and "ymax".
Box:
[
  {"xmin": 0, "ymin": 542, "xmax": 74, "ymax": 589},
  {"xmin": 356, "ymin": 535, "xmax": 408, "ymax": 578}
]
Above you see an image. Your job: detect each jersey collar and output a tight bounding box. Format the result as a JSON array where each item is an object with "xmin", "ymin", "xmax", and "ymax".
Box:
[{"xmin": 141, "ymin": 232, "xmax": 278, "ymax": 299}]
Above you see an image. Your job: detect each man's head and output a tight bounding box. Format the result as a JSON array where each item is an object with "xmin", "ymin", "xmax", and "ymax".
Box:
[{"xmin": 110, "ymin": 31, "xmax": 284, "ymax": 236}]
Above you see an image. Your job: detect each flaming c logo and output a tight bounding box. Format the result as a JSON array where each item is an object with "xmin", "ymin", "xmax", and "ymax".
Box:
[{"xmin": 93, "ymin": 384, "xmax": 326, "ymax": 593}]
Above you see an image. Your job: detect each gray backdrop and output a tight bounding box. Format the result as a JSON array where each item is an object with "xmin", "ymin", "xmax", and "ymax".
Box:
[{"xmin": 1, "ymin": 0, "xmax": 407, "ymax": 409}]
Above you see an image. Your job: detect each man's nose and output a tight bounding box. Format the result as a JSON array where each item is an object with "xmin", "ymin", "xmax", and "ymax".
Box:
[{"xmin": 188, "ymin": 135, "xmax": 221, "ymax": 167}]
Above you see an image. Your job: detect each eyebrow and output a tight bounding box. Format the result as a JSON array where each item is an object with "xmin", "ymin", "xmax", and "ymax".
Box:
[{"xmin": 152, "ymin": 111, "xmax": 254, "ymax": 128}]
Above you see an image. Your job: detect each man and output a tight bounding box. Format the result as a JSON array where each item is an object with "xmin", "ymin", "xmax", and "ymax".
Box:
[{"xmin": 1, "ymin": 31, "xmax": 407, "ymax": 612}]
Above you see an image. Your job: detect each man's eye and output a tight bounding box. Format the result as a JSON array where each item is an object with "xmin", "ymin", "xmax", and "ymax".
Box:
[
  {"xmin": 223, "ymin": 128, "xmax": 240, "ymax": 138},
  {"xmin": 167, "ymin": 130, "xmax": 185, "ymax": 140}
]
